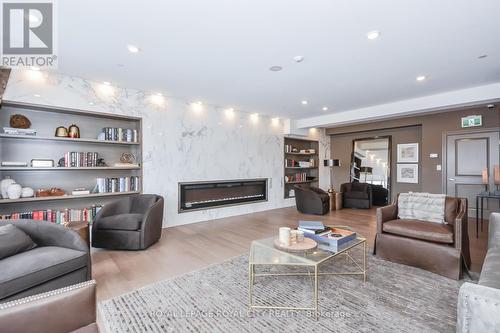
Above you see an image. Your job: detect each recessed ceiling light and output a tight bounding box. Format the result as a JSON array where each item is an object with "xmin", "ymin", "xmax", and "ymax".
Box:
[
  {"xmin": 89, "ymin": 102, "xmax": 95, "ymax": 105},
  {"xmin": 269, "ymin": 65, "xmax": 282, "ymax": 72},
  {"xmin": 478, "ymin": 55, "xmax": 488, "ymax": 59},
  {"xmin": 294, "ymin": 56, "xmax": 304, "ymax": 63},
  {"xmin": 127, "ymin": 45, "xmax": 140, "ymax": 53},
  {"xmin": 367, "ymin": 30, "xmax": 380, "ymax": 40},
  {"xmin": 322, "ymin": 106, "xmax": 328, "ymax": 111},
  {"xmin": 416, "ymin": 75, "xmax": 426, "ymax": 82},
  {"xmin": 30, "ymin": 66, "xmax": 40, "ymax": 71},
  {"xmin": 154, "ymin": 92, "xmax": 163, "ymax": 96},
  {"xmin": 103, "ymin": 81, "xmax": 111, "ymax": 86},
  {"xmin": 33, "ymin": 94, "xmax": 41, "ymax": 97},
  {"xmin": 301, "ymin": 100, "xmax": 308, "ymax": 105},
  {"xmin": 224, "ymin": 108, "xmax": 235, "ymax": 119}
]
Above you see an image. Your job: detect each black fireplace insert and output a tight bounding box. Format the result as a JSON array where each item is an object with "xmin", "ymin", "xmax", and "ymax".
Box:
[{"xmin": 178, "ymin": 178, "xmax": 268, "ymax": 212}]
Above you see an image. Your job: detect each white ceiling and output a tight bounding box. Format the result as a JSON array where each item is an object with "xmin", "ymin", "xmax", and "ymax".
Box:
[{"xmin": 56, "ymin": 0, "xmax": 500, "ymax": 119}]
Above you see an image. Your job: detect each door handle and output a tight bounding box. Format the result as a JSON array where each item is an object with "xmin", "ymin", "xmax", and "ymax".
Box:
[{"xmin": 448, "ymin": 178, "xmax": 455, "ymax": 182}]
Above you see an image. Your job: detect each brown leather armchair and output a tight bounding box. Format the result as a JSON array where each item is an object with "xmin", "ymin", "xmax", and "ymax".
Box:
[
  {"xmin": 374, "ymin": 196, "xmax": 471, "ymax": 280},
  {"xmin": 0, "ymin": 280, "xmax": 98, "ymax": 333}
]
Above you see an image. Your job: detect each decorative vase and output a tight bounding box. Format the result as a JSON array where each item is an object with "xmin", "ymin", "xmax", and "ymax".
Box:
[
  {"xmin": 7, "ymin": 183, "xmax": 22, "ymax": 199},
  {"xmin": 21, "ymin": 187, "xmax": 34, "ymax": 198},
  {"xmin": 1, "ymin": 177, "xmax": 16, "ymax": 199}
]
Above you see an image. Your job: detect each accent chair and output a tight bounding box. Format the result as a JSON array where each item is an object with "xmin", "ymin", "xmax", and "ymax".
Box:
[
  {"xmin": 294, "ymin": 184, "xmax": 330, "ymax": 215},
  {"xmin": 92, "ymin": 194, "xmax": 164, "ymax": 250}
]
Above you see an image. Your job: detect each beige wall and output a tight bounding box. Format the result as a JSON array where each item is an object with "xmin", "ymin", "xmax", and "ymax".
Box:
[{"xmin": 328, "ymin": 105, "xmax": 499, "ymax": 196}]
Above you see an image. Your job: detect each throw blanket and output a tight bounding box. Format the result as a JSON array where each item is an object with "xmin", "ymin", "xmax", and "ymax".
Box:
[{"xmin": 398, "ymin": 192, "xmax": 446, "ymax": 224}]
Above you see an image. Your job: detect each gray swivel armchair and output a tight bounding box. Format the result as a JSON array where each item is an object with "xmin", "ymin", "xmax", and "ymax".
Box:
[
  {"xmin": 294, "ymin": 184, "xmax": 330, "ymax": 215},
  {"xmin": 0, "ymin": 220, "xmax": 91, "ymax": 303},
  {"xmin": 92, "ymin": 194, "xmax": 164, "ymax": 250}
]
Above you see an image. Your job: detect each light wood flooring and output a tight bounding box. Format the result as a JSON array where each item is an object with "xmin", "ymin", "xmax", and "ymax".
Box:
[{"xmin": 91, "ymin": 207, "xmax": 489, "ymax": 301}]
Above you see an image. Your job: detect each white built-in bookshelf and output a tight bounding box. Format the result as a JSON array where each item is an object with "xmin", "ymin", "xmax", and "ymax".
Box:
[{"xmin": 0, "ymin": 101, "xmax": 142, "ymax": 220}]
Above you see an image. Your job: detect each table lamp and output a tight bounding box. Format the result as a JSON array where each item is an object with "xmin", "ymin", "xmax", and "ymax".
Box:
[
  {"xmin": 494, "ymin": 165, "xmax": 500, "ymax": 196},
  {"xmin": 481, "ymin": 168, "xmax": 489, "ymax": 195},
  {"xmin": 324, "ymin": 159, "xmax": 340, "ymax": 192}
]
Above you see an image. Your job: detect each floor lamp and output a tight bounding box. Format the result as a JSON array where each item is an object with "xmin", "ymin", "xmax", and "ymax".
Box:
[{"xmin": 324, "ymin": 159, "xmax": 341, "ymax": 192}]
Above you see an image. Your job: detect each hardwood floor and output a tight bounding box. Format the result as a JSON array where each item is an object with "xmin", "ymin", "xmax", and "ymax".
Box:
[{"xmin": 91, "ymin": 206, "xmax": 489, "ymax": 301}]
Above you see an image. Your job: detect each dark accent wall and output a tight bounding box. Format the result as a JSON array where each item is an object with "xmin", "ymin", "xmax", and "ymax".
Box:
[{"xmin": 327, "ymin": 105, "xmax": 499, "ymax": 196}]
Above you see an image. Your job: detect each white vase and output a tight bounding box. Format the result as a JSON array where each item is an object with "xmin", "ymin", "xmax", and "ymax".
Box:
[
  {"xmin": 21, "ymin": 187, "xmax": 34, "ymax": 198},
  {"xmin": 7, "ymin": 183, "xmax": 22, "ymax": 200},
  {"xmin": 0, "ymin": 177, "xmax": 15, "ymax": 199}
]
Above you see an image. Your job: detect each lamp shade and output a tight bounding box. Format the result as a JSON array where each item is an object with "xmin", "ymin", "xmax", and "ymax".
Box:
[
  {"xmin": 360, "ymin": 166, "xmax": 373, "ymax": 173},
  {"xmin": 324, "ymin": 159, "xmax": 340, "ymax": 167},
  {"xmin": 482, "ymin": 168, "xmax": 489, "ymax": 185}
]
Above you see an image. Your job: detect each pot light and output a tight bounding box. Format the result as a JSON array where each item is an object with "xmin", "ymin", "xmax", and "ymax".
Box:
[
  {"xmin": 271, "ymin": 117, "xmax": 280, "ymax": 127},
  {"xmin": 26, "ymin": 69, "xmax": 44, "ymax": 81},
  {"xmin": 127, "ymin": 45, "xmax": 140, "ymax": 53},
  {"xmin": 191, "ymin": 101, "xmax": 203, "ymax": 113},
  {"xmin": 301, "ymin": 100, "xmax": 308, "ymax": 105},
  {"xmin": 416, "ymin": 75, "xmax": 426, "ymax": 82},
  {"xmin": 367, "ymin": 30, "xmax": 380, "ymax": 40},
  {"xmin": 250, "ymin": 113, "xmax": 259, "ymax": 124},
  {"xmin": 150, "ymin": 93, "xmax": 165, "ymax": 106},
  {"xmin": 30, "ymin": 66, "xmax": 40, "ymax": 71},
  {"xmin": 33, "ymin": 94, "xmax": 41, "ymax": 97},
  {"xmin": 102, "ymin": 81, "xmax": 111, "ymax": 86},
  {"xmin": 294, "ymin": 56, "xmax": 304, "ymax": 63},
  {"xmin": 269, "ymin": 65, "xmax": 282, "ymax": 72},
  {"xmin": 224, "ymin": 108, "xmax": 235, "ymax": 119},
  {"xmin": 322, "ymin": 106, "xmax": 328, "ymax": 111}
]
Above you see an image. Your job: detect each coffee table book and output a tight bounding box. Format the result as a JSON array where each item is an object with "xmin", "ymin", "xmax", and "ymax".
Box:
[{"xmin": 304, "ymin": 227, "xmax": 357, "ymax": 252}]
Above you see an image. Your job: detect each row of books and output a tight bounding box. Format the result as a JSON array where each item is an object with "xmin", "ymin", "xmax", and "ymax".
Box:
[
  {"xmin": 62, "ymin": 152, "xmax": 99, "ymax": 167},
  {"xmin": 0, "ymin": 205, "xmax": 102, "ymax": 224},
  {"xmin": 284, "ymin": 159, "xmax": 315, "ymax": 168},
  {"xmin": 98, "ymin": 127, "xmax": 138, "ymax": 142},
  {"xmin": 96, "ymin": 176, "xmax": 140, "ymax": 193},
  {"xmin": 3, "ymin": 127, "xmax": 37, "ymax": 136},
  {"xmin": 285, "ymin": 172, "xmax": 308, "ymax": 183}
]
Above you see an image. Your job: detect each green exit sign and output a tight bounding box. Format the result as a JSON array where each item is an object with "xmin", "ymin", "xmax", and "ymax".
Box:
[{"xmin": 461, "ymin": 115, "xmax": 482, "ymax": 128}]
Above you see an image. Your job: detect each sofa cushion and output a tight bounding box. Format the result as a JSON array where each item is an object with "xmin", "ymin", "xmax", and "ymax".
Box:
[
  {"xmin": 0, "ymin": 246, "xmax": 87, "ymax": 299},
  {"xmin": 0, "ymin": 224, "xmax": 37, "ymax": 260},
  {"xmin": 383, "ymin": 219, "xmax": 454, "ymax": 244},
  {"xmin": 95, "ymin": 213, "xmax": 143, "ymax": 231},
  {"xmin": 478, "ymin": 248, "xmax": 500, "ymax": 289},
  {"xmin": 345, "ymin": 191, "xmax": 369, "ymax": 200}
]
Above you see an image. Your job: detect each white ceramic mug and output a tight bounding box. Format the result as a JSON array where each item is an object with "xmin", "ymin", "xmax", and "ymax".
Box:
[{"xmin": 279, "ymin": 227, "xmax": 291, "ymax": 246}]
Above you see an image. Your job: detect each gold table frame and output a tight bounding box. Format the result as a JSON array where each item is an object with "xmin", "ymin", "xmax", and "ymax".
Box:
[{"xmin": 248, "ymin": 231, "xmax": 366, "ymax": 318}]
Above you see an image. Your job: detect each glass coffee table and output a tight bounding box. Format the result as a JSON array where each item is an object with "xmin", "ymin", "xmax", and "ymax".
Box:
[{"xmin": 248, "ymin": 226, "xmax": 366, "ymax": 317}]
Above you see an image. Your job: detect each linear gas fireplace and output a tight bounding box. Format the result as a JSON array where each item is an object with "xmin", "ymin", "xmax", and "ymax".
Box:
[{"xmin": 178, "ymin": 178, "xmax": 268, "ymax": 212}]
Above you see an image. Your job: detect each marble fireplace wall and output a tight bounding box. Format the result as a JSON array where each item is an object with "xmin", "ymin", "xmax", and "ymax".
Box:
[{"xmin": 3, "ymin": 70, "xmax": 330, "ymax": 227}]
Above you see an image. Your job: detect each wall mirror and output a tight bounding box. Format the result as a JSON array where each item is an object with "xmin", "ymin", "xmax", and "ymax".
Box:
[{"xmin": 351, "ymin": 136, "xmax": 392, "ymax": 203}]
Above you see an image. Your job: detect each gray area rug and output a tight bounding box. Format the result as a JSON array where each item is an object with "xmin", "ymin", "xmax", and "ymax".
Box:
[{"xmin": 99, "ymin": 248, "xmax": 465, "ymax": 333}]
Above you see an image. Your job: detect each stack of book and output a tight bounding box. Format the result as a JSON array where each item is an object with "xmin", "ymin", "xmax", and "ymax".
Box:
[
  {"xmin": 0, "ymin": 205, "xmax": 102, "ymax": 224},
  {"xmin": 98, "ymin": 127, "xmax": 138, "ymax": 142},
  {"xmin": 3, "ymin": 127, "xmax": 36, "ymax": 136},
  {"xmin": 62, "ymin": 152, "xmax": 99, "ymax": 167},
  {"xmin": 95, "ymin": 176, "xmax": 140, "ymax": 193},
  {"xmin": 285, "ymin": 159, "xmax": 298, "ymax": 167},
  {"xmin": 298, "ymin": 221, "xmax": 357, "ymax": 252}
]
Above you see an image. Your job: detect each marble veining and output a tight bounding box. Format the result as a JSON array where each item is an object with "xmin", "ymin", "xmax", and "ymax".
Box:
[{"xmin": 4, "ymin": 69, "xmax": 330, "ymax": 227}]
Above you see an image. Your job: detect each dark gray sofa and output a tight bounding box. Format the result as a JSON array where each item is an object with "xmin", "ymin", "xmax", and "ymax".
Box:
[
  {"xmin": 92, "ymin": 194, "xmax": 164, "ymax": 250},
  {"xmin": 457, "ymin": 212, "xmax": 500, "ymax": 332},
  {"xmin": 0, "ymin": 220, "xmax": 91, "ymax": 303}
]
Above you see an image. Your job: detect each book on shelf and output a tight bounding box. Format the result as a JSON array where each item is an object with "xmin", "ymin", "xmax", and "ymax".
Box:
[
  {"xmin": 3, "ymin": 127, "xmax": 37, "ymax": 136},
  {"xmin": 61, "ymin": 152, "xmax": 99, "ymax": 167},
  {"xmin": 1, "ymin": 161, "xmax": 28, "ymax": 167},
  {"xmin": 285, "ymin": 172, "xmax": 308, "ymax": 183},
  {"xmin": 0, "ymin": 205, "xmax": 102, "ymax": 225},
  {"xmin": 97, "ymin": 127, "xmax": 138, "ymax": 142},
  {"xmin": 113, "ymin": 162, "xmax": 140, "ymax": 168},
  {"xmin": 96, "ymin": 176, "xmax": 140, "ymax": 193},
  {"xmin": 72, "ymin": 188, "xmax": 91, "ymax": 195}
]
